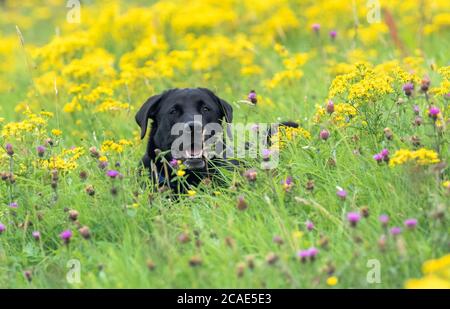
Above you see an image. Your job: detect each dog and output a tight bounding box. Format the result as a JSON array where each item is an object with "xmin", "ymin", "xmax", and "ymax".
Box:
[
  {"xmin": 136, "ymin": 87, "xmax": 300, "ymax": 190},
  {"xmin": 135, "ymin": 88, "xmax": 234, "ymax": 189}
]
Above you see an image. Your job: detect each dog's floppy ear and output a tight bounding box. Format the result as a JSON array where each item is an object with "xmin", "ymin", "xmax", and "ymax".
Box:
[
  {"xmin": 198, "ymin": 88, "xmax": 233, "ymax": 123},
  {"xmin": 219, "ymin": 97, "xmax": 233, "ymax": 123},
  {"xmin": 135, "ymin": 93, "xmax": 164, "ymax": 139}
]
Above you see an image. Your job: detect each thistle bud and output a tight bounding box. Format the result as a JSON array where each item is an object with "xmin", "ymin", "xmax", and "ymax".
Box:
[
  {"xmin": 420, "ymin": 76, "xmax": 430, "ymax": 92},
  {"xmin": 68, "ymin": 210, "xmax": 79, "ymax": 221},
  {"xmin": 236, "ymin": 196, "xmax": 248, "ymax": 211},
  {"xmin": 89, "ymin": 146, "xmax": 100, "ymax": 158},
  {"xmin": 146, "ymin": 259, "xmax": 156, "ymax": 271},
  {"xmin": 5, "ymin": 143, "xmax": 14, "ymax": 156},
  {"xmin": 85, "ymin": 185, "xmax": 95, "ymax": 196},
  {"xmin": 266, "ymin": 252, "xmax": 279, "ymax": 265},
  {"xmin": 178, "ymin": 232, "xmax": 190, "ymax": 244},
  {"xmin": 189, "ymin": 255, "xmax": 202, "ymax": 267},
  {"xmin": 326, "ymin": 100, "xmax": 334, "ymax": 114},
  {"xmin": 384, "ymin": 128, "xmax": 393, "ymax": 140},
  {"xmin": 78, "ymin": 226, "xmax": 91, "ymax": 239}
]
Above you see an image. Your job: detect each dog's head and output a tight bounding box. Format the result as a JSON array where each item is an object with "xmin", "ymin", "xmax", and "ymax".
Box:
[{"xmin": 135, "ymin": 88, "xmax": 233, "ymax": 170}]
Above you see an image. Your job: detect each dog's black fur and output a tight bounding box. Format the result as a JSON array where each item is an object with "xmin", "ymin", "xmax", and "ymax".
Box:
[{"xmin": 135, "ymin": 88, "xmax": 233, "ymax": 189}]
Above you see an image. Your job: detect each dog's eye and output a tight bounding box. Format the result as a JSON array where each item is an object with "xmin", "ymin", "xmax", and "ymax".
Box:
[
  {"xmin": 201, "ymin": 106, "xmax": 210, "ymax": 112},
  {"xmin": 169, "ymin": 108, "xmax": 178, "ymax": 115}
]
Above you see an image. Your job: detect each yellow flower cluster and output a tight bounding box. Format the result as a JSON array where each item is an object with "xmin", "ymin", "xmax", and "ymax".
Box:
[
  {"xmin": 313, "ymin": 103, "xmax": 358, "ymax": 128},
  {"xmin": 100, "ymin": 140, "xmax": 133, "ymax": 154},
  {"xmin": 389, "ymin": 148, "xmax": 440, "ymax": 167},
  {"xmin": 1, "ymin": 110, "xmax": 52, "ymax": 138},
  {"xmin": 303, "ymin": 0, "xmax": 449, "ymax": 38},
  {"xmin": 95, "ymin": 100, "xmax": 130, "ymax": 113},
  {"xmin": 314, "ymin": 59, "xmax": 440, "ymax": 128},
  {"xmin": 35, "ymin": 147, "xmax": 85, "ymax": 171},
  {"xmin": 405, "ymin": 254, "xmax": 450, "ymax": 289},
  {"xmin": 430, "ymin": 66, "xmax": 450, "ymax": 97},
  {"xmin": 328, "ymin": 62, "xmax": 414, "ymax": 103},
  {"xmin": 270, "ymin": 125, "xmax": 311, "ymax": 150},
  {"xmin": 265, "ymin": 44, "xmax": 309, "ymax": 89}
]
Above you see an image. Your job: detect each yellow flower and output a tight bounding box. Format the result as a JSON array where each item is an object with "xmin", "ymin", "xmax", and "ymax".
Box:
[
  {"xmin": 35, "ymin": 147, "xmax": 85, "ymax": 171},
  {"xmin": 405, "ymin": 254, "xmax": 450, "ymax": 289},
  {"xmin": 100, "ymin": 140, "xmax": 132, "ymax": 154},
  {"xmin": 51, "ymin": 129, "xmax": 62, "ymax": 136},
  {"xmin": 389, "ymin": 148, "xmax": 440, "ymax": 167},
  {"xmin": 187, "ymin": 190, "xmax": 196, "ymax": 197},
  {"xmin": 39, "ymin": 111, "xmax": 54, "ymax": 118},
  {"xmin": 292, "ymin": 230, "xmax": 304, "ymax": 240},
  {"xmin": 99, "ymin": 156, "xmax": 108, "ymax": 163},
  {"xmin": 422, "ymin": 254, "xmax": 450, "ymax": 275},
  {"xmin": 1, "ymin": 110, "xmax": 48, "ymax": 138},
  {"xmin": 177, "ymin": 170, "xmax": 186, "ymax": 177},
  {"xmin": 443, "ymin": 180, "xmax": 450, "ymax": 189},
  {"xmin": 63, "ymin": 97, "xmax": 82, "ymax": 113},
  {"xmin": 313, "ymin": 102, "xmax": 358, "ymax": 128},
  {"xmin": 95, "ymin": 99, "xmax": 130, "ymax": 113},
  {"xmin": 326, "ymin": 276, "xmax": 338, "ymax": 286},
  {"xmin": 405, "ymin": 276, "xmax": 450, "ymax": 289},
  {"xmin": 270, "ymin": 125, "xmax": 311, "ymax": 150}
]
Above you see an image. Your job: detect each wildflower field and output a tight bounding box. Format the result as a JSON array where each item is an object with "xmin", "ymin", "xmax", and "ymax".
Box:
[{"xmin": 0, "ymin": 0, "xmax": 449, "ymax": 289}]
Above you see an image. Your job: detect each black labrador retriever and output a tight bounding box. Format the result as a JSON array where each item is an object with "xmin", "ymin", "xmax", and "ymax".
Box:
[{"xmin": 135, "ymin": 88, "xmax": 233, "ymax": 189}]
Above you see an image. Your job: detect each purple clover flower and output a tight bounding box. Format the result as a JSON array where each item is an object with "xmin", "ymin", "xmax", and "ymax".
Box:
[
  {"xmin": 37, "ymin": 145, "xmax": 46, "ymax": 157},
  {"xmin": 320, "ymin": 129, "xmax": 330, "ymax": 140},
  {"xmin": 262, "ymin": 149, "xmax": 271, "ymax": 161},
  {"xmin": 106, "ymin": 170, "xmax": 120, "ymax": 179},
  {"xmin": 373, "ymin": 149, "xmax": 389, "ymax": 163},
  {"xmin": 60, "ymin": 230, "xmax": 72, "ymax": 244},
  {"xmin": 403, "ymin": 82, "xmax": 414, "ymax": 96},
  {"xmin": 306, "ymin": 221, "xmax": 314, "ymax": 231},
  {"xmin": 390, "ymin": 227, "xmax": 402, "ymax": 236},
  {"xmin": 297, "ymin": 247, "xmax": 319, "ymax": 262},
  {"xmin": 297, "ymin": 250, "xmax": 309, "ymax": 262},
  {"xmin": 329, "ymin": 30, "xmax": 337, "ymax": 39},
  {"xmin": 32, "ymin": 231, "xmax": 41, "ymax": 240},
  {"xmin": 347, "ymin": 212, "xmax": 361, "ymax": 227},
  {"xmin": 379, "ymin": 214, "xmax": 389, "ymax": 226},
  {"xmin": 247, "ymin": 90, "xmax": 257, "ymax": 104},
  {"xmin": 307, "ymin": 247, "xmax": 319, "ymax": 260},
  {"xmin": 373, "ymin": 153, "xmax": 383, "ymax": 162},
  {"xmin": 312, "ymin": 23, "xmax": 320, "ymax": 33},
  {"xmin": 428, "ymin": 106, "xmax": 440, "ymax": 119},
  {"xmin": 404, "ymin": 218, "xmax": 418, "ymax": 229},
  {"xmin": 336, "ymin": 189, "xmax": 347, "ymax": 200}
]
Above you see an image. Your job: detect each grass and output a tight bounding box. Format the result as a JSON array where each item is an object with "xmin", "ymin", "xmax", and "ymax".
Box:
[{"xmin": 0, "ymin": 0, "xmax": 449, "ymax": 288}]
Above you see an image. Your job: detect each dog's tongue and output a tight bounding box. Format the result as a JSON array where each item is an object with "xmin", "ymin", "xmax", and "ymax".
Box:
[{"xmin": 184, "ymin": 158, "xmax": 205, "ymax": 170}]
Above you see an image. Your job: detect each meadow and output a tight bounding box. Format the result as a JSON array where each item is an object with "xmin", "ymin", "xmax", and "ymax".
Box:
[{"xmin": 0, "ymin": 0, "xmax": 449, "ymax": 288}]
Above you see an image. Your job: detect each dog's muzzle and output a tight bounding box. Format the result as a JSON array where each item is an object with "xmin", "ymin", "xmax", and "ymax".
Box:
[{"xmin": 182, "ymin": 121, "xmax": 206, "ymax": 170}]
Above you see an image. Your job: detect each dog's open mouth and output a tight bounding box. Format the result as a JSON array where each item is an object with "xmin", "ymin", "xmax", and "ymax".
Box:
[{"xmin": 183, "ymin": 141, "xmax": 205, "ymax": 170}]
